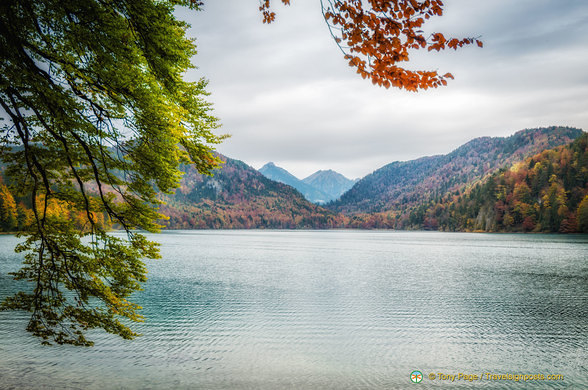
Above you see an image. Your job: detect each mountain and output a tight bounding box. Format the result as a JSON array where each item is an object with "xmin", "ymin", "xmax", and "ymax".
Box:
[
  {"xmin": 405, "ymin": 132, "xmax": 588, "ymax": 232},
  {"xmin": 161, "ymin": 156, "xmax": 345, "ymax": 229},
  {"xmin": 258, "ymin": 162, "xmax": 330, "ymax": 204},
  {"xmin": 0, "ymin": 155, "xmax": 346, "ymax": 231},
  {"xmin": 2, "ymin": 127, "xmax": 585, "ymax": 232},
  {"xmin": 329, "ymin": 126, "xmax": 583, "ymax": 216},
  {"xmin": 302, "ymin": 170, "xmax": 358, "ymax": 202}
]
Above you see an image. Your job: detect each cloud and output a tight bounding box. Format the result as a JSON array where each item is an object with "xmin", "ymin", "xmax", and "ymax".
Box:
[{"xmin": 181, "ymin": 0, "xmax": 588, "ymax": 178}]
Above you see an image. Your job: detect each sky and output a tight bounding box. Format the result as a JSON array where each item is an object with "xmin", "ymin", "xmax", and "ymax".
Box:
[{"xmin": 181, "ymin": 0, "xmax": 588, "ymax": 179}]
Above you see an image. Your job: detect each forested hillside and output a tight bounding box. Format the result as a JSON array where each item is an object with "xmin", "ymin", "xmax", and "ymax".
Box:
[
  {"xmin": 0, "ymin": 177, "xmax": 107, "ymax": 233},
  {"xmin": 407, "ymin": 133, "xmax": 588, "ymax": 232},
  {"xmin": 347, "ymin": 133, "xmax": 588, "ymax": 232},
  {"xmin": 1, "ymin": 128, "xmax": 585, "ymax": 232},
  {"xmin": 161, "ymin": 157, "xmax": 345, "ymax": 229},
  {"xmin": 330, "ymin": 127, "xmax": 583, "ymax": 215}
]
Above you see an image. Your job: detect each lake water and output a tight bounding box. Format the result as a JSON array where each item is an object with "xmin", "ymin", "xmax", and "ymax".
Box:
[{"xmin": 0, "ymin": 231, "xmax": 586, "ymax": 389}]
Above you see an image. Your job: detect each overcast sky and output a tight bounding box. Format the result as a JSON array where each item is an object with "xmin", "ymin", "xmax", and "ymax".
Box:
[{"xmin": 181, "ymin": 0, "xmax": 588, "ymax": 179}]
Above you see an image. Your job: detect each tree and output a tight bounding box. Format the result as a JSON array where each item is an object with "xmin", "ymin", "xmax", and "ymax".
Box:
[
  {"xmin": 17, "ymin": 202, "xmax": 35, "ymax": 231},
  {"xmin": 578, "ymin": 195, "xmax": 588, "ymax": 233},
  {"xmin": 0, "ymin": 183, "xmax": 18, "ymax": 231},
  {"xmin": 260, "ymin": 0, "xmax": 482, "ymax": 90},
  {"xmin": 0, "ymin": 0, "xmax": 224, "ymax": 346},
  {"xmin": 1, "ymin": 0, "xmax": 478, "ymax": 346}
]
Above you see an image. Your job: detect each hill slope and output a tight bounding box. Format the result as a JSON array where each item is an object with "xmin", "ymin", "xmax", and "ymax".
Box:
[
  {"xmin": 162, "ymin": 157, "xmax": 345, "ymax": 229},
  {"xmin": 406, "ymin": 132, "xmax": 588, "ymax": 232},
  {"xmin": 330, "ymin": 126, "xmax": 583, "ymax": 215}
]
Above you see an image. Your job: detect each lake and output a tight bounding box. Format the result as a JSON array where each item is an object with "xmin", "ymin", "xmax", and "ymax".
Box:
[{"xmin": 0, "ymin": 231, "xmax": 587, "ymax": 389}]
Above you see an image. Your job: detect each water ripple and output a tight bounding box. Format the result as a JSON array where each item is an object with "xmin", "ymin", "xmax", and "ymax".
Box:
[{"xmin": 0, "ymin": 231, "xmax": 586, "ymax": 389}]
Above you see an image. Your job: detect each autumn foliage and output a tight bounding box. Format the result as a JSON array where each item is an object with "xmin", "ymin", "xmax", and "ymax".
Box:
[
  {"xmin": 260, "ymin": 0, "xmax": 482, "ymax": 90},
  {"xmin": 159, "ymin": 156, "xmax": 346, "ymax": 229},
  {"xmin": 398, "ymin": 133, "xmax": 588, "ymax": 232},
  {"xmin": 3, "ymin": 131, "xmax": 585, "ymax": 233}
]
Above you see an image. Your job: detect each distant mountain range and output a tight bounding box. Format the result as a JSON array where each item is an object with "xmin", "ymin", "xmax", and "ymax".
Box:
[
  {"xmin": 258, "ymin": 162, "xmax": 329, "ymax": 204},
  {"xmin": 302, "ymin": 170, "xmax": 358, "ymax": 202},
  {"xmin": 259, "ymin": 163, "xmax": 356, "ymax": 204},
  {"xmin": 157, "ymin": 125, "xmax": 584, "ymax": 231}
]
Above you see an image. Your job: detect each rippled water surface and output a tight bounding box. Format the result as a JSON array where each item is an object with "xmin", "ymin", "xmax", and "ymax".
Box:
[{"xmin": 0, "ymin": 231, "xmax": 587, "ymax": 389}]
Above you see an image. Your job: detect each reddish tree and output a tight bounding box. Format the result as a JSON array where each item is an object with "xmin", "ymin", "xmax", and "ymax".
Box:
[{"xmin": 260, "ymin": 0, "xmax": 482, "ymax": 91}]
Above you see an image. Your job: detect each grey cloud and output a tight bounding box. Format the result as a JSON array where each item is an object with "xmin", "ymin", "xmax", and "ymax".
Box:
[{"xmin": 183, "ymin": 0, "xmax": 588, "ymax": 178}]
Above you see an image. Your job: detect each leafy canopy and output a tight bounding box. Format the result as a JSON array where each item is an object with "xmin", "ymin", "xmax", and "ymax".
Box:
[{"xmin": 0, "ymin": 0, "xmax": 223, "ymax": 345}]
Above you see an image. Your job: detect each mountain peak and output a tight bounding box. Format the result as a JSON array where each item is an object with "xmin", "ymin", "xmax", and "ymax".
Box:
[
  {"xmin": 259, "ymin": 162, "xmax": 329, "ymax": 204},
  {"xmin": 302, "ymin": 170, "xmax": 357, "ymax": 202}
]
